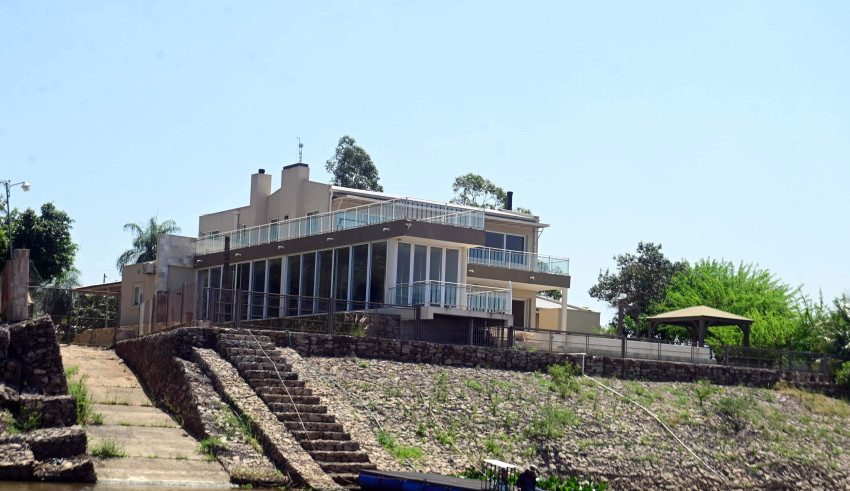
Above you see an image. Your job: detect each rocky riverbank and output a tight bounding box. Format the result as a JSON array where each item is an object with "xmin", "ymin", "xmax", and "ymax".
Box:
[{"xmin": 304, "ymin": 354, "xmax": 850, "ymax": 490}]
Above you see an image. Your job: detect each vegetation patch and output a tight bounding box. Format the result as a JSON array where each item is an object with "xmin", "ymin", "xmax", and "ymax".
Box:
[
  {"xmin": 89, "ymin": 439, "xmax": 127, "ymax": 458},
  {"xmin": 66, "ymin": 365, "xmax": 104, "ymax": 426},
  {"xmin": 198, "ymin": 436, "xmax": 227, "ymax": 462},
  {"xmin": 378, "ymin": 429, "xmax": 423, "ymax": 463},
  {"xmin": 775, "ymin": 383, "xmax": 850, "ymax": 417}
]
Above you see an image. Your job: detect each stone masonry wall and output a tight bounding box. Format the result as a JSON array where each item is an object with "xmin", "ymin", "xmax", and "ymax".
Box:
[{"xmin": 0, "ymin": 316, "xmax": 94, "ymax": 483}]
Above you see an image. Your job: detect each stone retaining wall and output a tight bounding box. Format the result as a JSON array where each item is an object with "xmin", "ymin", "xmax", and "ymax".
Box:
[{"xmin": 0, "ymin": 316, "xmax": 95, "ymax": 483}]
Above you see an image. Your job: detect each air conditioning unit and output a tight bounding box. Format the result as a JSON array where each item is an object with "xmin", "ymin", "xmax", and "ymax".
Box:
[{"xmin": 141, "ymin": 263, "xmax": 156, "ymax": 275}]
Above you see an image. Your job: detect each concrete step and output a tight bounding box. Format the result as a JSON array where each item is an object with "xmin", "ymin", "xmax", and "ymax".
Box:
[
  {"xmin": 290, "ymin": 430, "xmax": 351, "ymax": 441},
  {"xmin": 262, "ymin": 394, "xmax": 321, "ymax": 405},
  {"xmin": 235, "ymin": 360, "xmax": 292, "ymax": 372},
  {"xmin": 283, "ymin": 421, "xmax": 344, "ymax": 433},
  {"xmin": 276, "ymin": 412, "xmax": 336, "ymax": 423},
  {"xmin": 267, "ymin": 402, "xmax": 327, "ymax": 414},
  {"xmin": 320, "ymin": 462, "xmax": 377, "ymax": 474},
  {"xmin": 310, "ymin": 451, "xmax": 370, "ymax": 463},
  {"xmin": 252, "ymin": 379, "xmax": 307, "ymax": 390},
  {"xmin": 257, "ymin": 385, "xmax": 311, "ymax": 396},
  {"xmin": 243, "ymin": 369, "xmax": 299, "ymax": 381},
  {"xmin": 300, "ymin": 440, "xmax": 361, "ymax": 452}
]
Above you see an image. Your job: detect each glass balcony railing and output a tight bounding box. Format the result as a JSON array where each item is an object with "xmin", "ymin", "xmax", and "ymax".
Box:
[
  {"xmin": 468, "ymin": 247, "xmax": 570, "ymax": 276},
  {"xmin": 196, "ymin": 198, "xmax": 485, "ymax": 255},
  {"xmin": 388, "ymin": 281, "xmax": 511, "ymax": 314}
]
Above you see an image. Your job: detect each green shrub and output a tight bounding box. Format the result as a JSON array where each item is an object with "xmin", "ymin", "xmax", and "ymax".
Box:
[
  {"xmin": 66, "ymin": 366, "xmax": 103, "ymax": 426},
  {"xmin": 198, "ymin": 436, "xmax": 227, "ymax": 461},
  {"xmin": 548, "ymin": 363, "xmax": 581, "ymax": 399},
  {"xmin": 89, "ymin": 439, "xmax": 127, "ymax": 458},
  {"xmin": 693, "ymin": 380, "xmax": 721, "ymax": 407},
  {"xmin": 716, "ymin": 396, "xmax": 752, "ymax": 432},
  {"xmin": 836, "ymin": 361, "xmax": 850, "ymax": 387},
  {"xmin": 525, "ymin": 405, "xmax": 579, "ymax": 439},
  {"xmin": 11, "ymin": 405, "xmax": 43, "ymax": 433},
  {"xmin": 377, "ymin": 430, "xmax": 423, "ymax": 463}
]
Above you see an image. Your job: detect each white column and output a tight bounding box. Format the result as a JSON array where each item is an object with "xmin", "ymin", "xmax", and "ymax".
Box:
[{"xmin": 560, "ymin": 288, "xmax": 568, "ymax": 332}]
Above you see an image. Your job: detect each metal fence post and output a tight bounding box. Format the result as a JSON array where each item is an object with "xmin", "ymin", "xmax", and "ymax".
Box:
[
  {"xmin": 415, "ymin": 305, "xmax": 421, "ymax": 341},
  {"xmin": 620, "ymin": 335, "xmax": 626, "ymax": 358},
  {"xmin": 235, "ymin": 289, "xmax": 242, "ymax": 328},
  {"xmin": 507, "ymin": 326, "xmax": 514, "ymax": 348},
  {"xmin": 327, "ymin": 299, "xmax": 335, "ymax": 334},
  {"xmin": 725, "ymin": 345, "xmax": 730, "ymax": 366}
]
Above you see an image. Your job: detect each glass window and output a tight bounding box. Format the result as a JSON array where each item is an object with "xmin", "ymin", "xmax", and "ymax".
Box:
[
  {"xmin": 395, "ymin": 243, "xmax": 411, "ymax": 304},
  {"xmin": 316, "ymin": 250, "xmax": 333, "ymax": 312},
  {"xmin": 301, "ymin": 253, "xmax": 316, "ymax": 312},
  {"xmin": 268, "ymin": 258, "xmax": 282, "ymax": 318},
  {"xmin": 132, "ymin": 284, "xmax": 143, "ymax": 307},
  {"xmin": 352, "ymin": 244, "xmax": 369, "ymax": 304},
  {"xmin": 429, "ymin": 247, "xmax": 443, "ymax": 306},
  {"xmin": 505, "ymin": 234, "xmax": 525, "ymax": 252},
  {"xmin": 286, "ymin": 256, "xmax": 300, "ymax": 315},
  {"xmin": 445, "ymin": 249, "xmax": 460, "ymax": 307},
  {"xmin": 412, "ymin": 245, "xmax": 427, "ymax": 304},
  {"xmin": 251, "ymin": 260, "xmax": 266, "ymax": 319},
  {"xmin": 369, "ymin": 242, "xmax": 386, "ymax": 305},
  {"xmin": 485, "ymin": 231, "xmax": 504, "ymax": 249},
  {"xmin": 334, "ymin": 247, "xmax": 350, "ymax": 311},
  {"xmin": 210, "ymin": 267, "xmax": 221, "ymax": 290}
]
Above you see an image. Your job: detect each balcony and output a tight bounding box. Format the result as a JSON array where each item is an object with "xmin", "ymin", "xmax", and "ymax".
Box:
[
  {"xmin": 468, "ymin": 247, "xmax": 569, "ymax": 276},
  {"xmin": 196, "ymin": 198, "xmax": 485, "ymax": 255},
  {"xmin": 388, "ymin": 281, "xmax": 512, "ymax": 314}
]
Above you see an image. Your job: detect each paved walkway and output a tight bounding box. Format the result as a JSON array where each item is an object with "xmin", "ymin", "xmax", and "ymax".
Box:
[{"xmin": 60, "ymin": 345, "xmax": 232, "ymax": 487}]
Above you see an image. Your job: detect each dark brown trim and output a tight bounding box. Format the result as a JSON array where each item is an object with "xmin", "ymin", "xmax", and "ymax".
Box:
[
  {"xmin": 467, "ymin": 264, "xmax": 571, "ymax": 289},
  {"xmin": 195, "ymin": 220, "xmax": 486, "ymax": 267}
]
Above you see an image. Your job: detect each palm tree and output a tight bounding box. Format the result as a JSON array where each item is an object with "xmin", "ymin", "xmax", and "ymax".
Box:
[{"xmin": 116, "ymin": 216, "xmax": 181, "ymax": 273}]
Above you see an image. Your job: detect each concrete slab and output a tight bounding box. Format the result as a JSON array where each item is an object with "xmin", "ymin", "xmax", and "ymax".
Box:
[
  {"xmin": 92, "ymin": 456, "xmax": 232, "ymax": 486},
  {"xmin": 87, "ymin": 425, "xmax": 205, "ymax": 460},
  {"xmin": 60, "ymin": 345, "xmax": 232, "ymax": 487},
  {"xmin": 93, "ymin": 403, "xmax": 178, "ymax": 427}
]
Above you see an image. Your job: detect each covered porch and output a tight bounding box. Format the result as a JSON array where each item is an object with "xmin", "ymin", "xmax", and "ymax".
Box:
[{"xmin": 647, "ymin": 306, "xmax": 754, "ymax": 347}]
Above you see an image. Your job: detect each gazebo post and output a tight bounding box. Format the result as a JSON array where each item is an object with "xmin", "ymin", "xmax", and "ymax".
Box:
[{"xmin": 742, "ymin": 324, "xmax": 751, "ymax": 347}]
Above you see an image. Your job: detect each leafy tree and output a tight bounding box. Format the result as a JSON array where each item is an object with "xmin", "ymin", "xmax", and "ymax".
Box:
[
  {"xmin": 816, "ymin": 293, "xmax": 850, "ymax": 362},
  {"xmin": 116, "ymin": 216, "xmax": 181, "ymax": 273},
  {"xmin": 654, "ymin": 259, "xmax": 803, "ymax": 349},
  {"xmin": 450, "ymin": 173, "xmax": 506, "ymax": 209},
  {"xmin": 589, "ymin": 242, "xmax": 685, "ymax": 327},
  {"xmin": 325, "ymin": 136, "xmax": 383, "ymax": 192},
  {"xmin": 540, "ymin": 289, "xmax": 562, "ymax": 301},
  {"xmin": 0, "ymin": 203, "xmax": 78, "ymax": 284}
]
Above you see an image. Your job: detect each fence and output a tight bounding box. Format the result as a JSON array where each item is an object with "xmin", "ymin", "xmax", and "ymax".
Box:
[
  {"xmin": 138, "ymin": 283, "xmax": 197, "ymax": 335},
  {"xmin": 514, "ymin": 327, "xmax": 828, "ymax": 373},
  {"xmin": 196, "ymin": 286, "xmax": 510, "ymax": 349},
  {"xmin": 28, "ymin": 286, "xmax": 119, "ymax": 344}
]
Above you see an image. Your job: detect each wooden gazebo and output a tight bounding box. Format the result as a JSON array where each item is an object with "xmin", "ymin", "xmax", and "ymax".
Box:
[{"xmin": 646, "ymin": 306, "xmax": 754, "ymax": 347}]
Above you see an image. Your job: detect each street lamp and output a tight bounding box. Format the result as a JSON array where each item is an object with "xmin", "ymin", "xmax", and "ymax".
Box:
[{"xmin": 2, "ymin": 180, "xmax": 31, "ymax": 260}]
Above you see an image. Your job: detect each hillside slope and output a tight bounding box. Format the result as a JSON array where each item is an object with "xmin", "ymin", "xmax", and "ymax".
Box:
[{"xmin": 300, "ymin": 354, "xmax": 849, "ymax": 490}]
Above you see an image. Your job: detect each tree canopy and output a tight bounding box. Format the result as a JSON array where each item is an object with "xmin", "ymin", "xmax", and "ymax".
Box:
[
  {"xmin": 325, "ymin": 136, "xmax": 383, "ymax": 192},
  {"xmin": 0, "ymin": 202, "xmax": 78, "ymax": 284},
  {"xmin": 589, "ymin": 242, "xmax": 685, "ymax": 320},
  {"xmin": 653, "ymin": 259, "xmax": 803, "ymax": 349},
  {"xmin": 450, "ymin": 173, "xmax": 506, "ymax": 209},
  {"xmin": 116, "ymin": 216, "xmax": 181, "ymax": 273}
]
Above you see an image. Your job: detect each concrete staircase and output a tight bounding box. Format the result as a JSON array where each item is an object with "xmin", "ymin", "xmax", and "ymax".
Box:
[{"xmin": 217, "ymin": 332, "xmax": 376, "ymax": 487}]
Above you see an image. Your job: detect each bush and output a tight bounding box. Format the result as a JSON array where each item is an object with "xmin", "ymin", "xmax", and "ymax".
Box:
[
  {"xmin": 377, "ymin": 430, "xmax": 422, "ymax": 463},
  {"xmin": 836, "ymin": 361, "xmax": 850, "ymax": 387},
  {"xmin": 525, "ymin": 405, "xmax": 579, "ymax": 439},
  {"xmin": 547, "ymin": 363, "xmax": 581, "ymax": 399},
  {"xmin": 693, "ymin": 380, "xmax": 721, "ymax": 407},
  {"xmin": 66, "ymin": 365, "xmax": 103, "ymax": 426},
  {"xmin": 89, "ymin": 439, "xmax": 127, "ymax": 458},
  {"xmin": 716, "ymin": 396, "xmax": 752, "ymax": 432}
]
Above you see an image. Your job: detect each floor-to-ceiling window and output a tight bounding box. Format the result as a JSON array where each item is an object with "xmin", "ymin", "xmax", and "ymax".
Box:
[
  {"xmin": 268, "ymin": 258, "xmax": 282, "ymax": 318},
  {"xmin": 395, "ymin": 242, "xmax": 461, "ymax": 307},
  {"xmin": 334, "ymin": 247, "xmax": 350, "ymax": 312},
  {"xmin": 250, "ymin": 260, "xmax": 266, "ymax": 319},
  {"xmin": 369, "ymin": 242, "xmax": 386, "ymax": 305}
]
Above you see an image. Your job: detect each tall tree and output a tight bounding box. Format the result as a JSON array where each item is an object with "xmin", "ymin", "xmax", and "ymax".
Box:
[
  {"xmin": 450, "ymin": 173, "xmax": 506, "ymax": 209},
  {"xmin": 116, "ymin": 216, "xmax": 181, "ymax": 273},
  {"xmin": 589, "ymin": 242, "xmax": 685, "ymax": 322},
  {"xmin": 1, "ymin": 203, "xmax": 78, "ymax": 284},
  {"xmin": 325, "ymin": 136, "xmax": 383, "ymax": 192},
  {"xmin": 655, "ymin": 259, "xmax": 803, "ymax": 349}
]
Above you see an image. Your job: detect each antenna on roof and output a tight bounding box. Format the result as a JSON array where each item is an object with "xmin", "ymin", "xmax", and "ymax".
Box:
[{"xmin": 297, "ymin": 137, "xmax": 304, "ymax": 163}]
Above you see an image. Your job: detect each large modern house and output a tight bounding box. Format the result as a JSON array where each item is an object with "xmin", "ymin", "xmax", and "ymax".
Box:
[{"xmin": 119, "ymin": 163, "xmax": 594, "ymax": 337}]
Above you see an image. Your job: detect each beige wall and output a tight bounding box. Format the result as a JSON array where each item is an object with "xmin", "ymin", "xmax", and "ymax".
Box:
[
  {"xmin": 200, "ymin": 164, "xmax": 332, "ymax": 236},
  {"xmin": 536, "ymin": 305, "xmax": 601, "ymax": 334},
  {"xmin": 155, "ymin": 235, "xmax": 197, "ymax": 293},
  {"xmin": 119, "ymin": 263, "xmax": 156, "ymax": 327}
]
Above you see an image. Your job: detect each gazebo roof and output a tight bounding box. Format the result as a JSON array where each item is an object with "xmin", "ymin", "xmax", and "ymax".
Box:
[{"xmin": 647, "ymin": 305, "xmax": 753, "ymax": 324}]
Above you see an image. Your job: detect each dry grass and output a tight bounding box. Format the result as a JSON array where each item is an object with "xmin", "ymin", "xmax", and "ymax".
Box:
[{"xmin": 775, "ymin": 382, "xmax": 850, "ymax": 418}]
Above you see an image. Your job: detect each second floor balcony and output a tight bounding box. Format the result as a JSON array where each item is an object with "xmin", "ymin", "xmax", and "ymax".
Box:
[
  {"xmin": 468, "ymin": 247, "xmax": 570, "ymax": 276},
  {"xmin": 196, "ymin": 198, "xmax": 485, "ymax": 256}
]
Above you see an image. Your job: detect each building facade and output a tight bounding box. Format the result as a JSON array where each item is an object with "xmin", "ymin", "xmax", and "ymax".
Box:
[{"xmin": 121, "ymin": 163, "xmax": 574, "ymax": 333}]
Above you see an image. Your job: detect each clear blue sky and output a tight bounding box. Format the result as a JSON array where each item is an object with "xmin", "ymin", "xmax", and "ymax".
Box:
[{"xmin": 2, "ymin": 1, "xmax": 848, "ymax": 321}]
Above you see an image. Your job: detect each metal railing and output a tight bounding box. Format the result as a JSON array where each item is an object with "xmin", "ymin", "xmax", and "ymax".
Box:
[
  {"xmin": 468, "ymin": 247, "xmax": 570, "ymax": 276},
  {"xmin": 196, "ymin": 198, "xmax": 486, "ymax": 255},
  {"xmin": 514, "ymin": 327, "xmax": 829, "ymax": 373},
  {"xmin": 387, "ymin": 281, "xmax": 512, "ymax": 314}
]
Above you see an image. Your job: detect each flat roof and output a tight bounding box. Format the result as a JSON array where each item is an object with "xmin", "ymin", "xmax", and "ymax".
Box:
[{"xmin": 73, "ymin": 281, "xmax": 122, "ymax": 296}]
